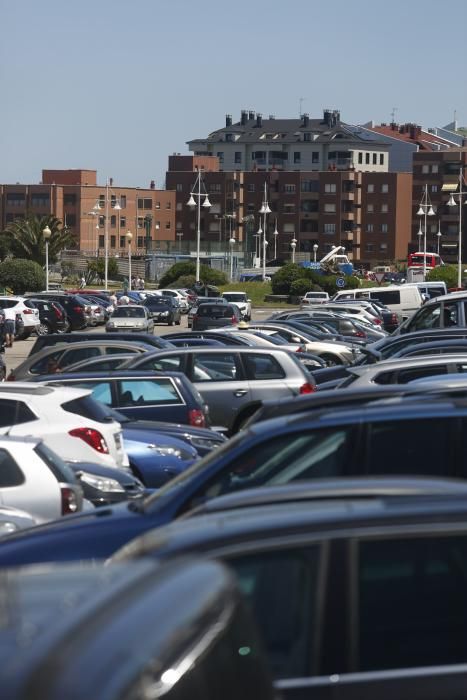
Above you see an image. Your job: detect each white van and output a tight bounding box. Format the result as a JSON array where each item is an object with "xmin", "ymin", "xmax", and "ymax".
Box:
[
  {"xmin": 332, "ymin": 285, "xmax": 423, "ymax": 319},
  {"xmin": 404, "ymin": 281, "xmax": 447, "ymax": 300}
]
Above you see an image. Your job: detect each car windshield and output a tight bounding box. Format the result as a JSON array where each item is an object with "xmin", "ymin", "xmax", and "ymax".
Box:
[
  {"xmin": 112, "ymin": 307, "xmax": 145, "ymax": 318},
  {"xmin": 223, "ymin": 293, "xmax": 247, "ymax": 302},
  {"xmin": 147, "ymin": 298, "xmax": 170, "ymax": 305}
]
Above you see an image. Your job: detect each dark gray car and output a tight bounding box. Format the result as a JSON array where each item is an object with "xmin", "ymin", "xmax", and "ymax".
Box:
[{"xmin": 192, "ymin": 302, "xmax": 241, "ymax": 331}]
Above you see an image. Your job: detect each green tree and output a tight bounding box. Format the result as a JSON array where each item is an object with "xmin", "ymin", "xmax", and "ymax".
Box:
[
  {"xmin": 271, "ymin": 263, "xmax": 303, "ymax": 294},
  {"xmin": 0, "ymin": 258, "xmax": 45, "ymax": 294},
  {"xmin": 1, "ymin": 214, "xmax": 75, "ymax": 266},
  {"xmin": 87, "ymin": 257, "xmax": 120, "ymax": 284},
  {"xmin": 289, "ymin": 278, "xmax": 314, "ymax": 297},
  {"xmin": 426, "ymin": 264, "xmax": 459, "ymax": 288},
  {"xmin": 159, "ymin": 261, "xmax": 227, "ymax": 288}
]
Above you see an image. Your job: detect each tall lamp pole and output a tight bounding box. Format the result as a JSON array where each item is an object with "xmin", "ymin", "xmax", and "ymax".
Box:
[
  {"xmin": 187, "ymin": 171, "xmax": 211, "ymax": 282},
  {"xmin": 416, "ymin": 184, "xmax": 435, "ymax": 281},
  {"xmin": 229, "ymin": 237, "xmax": 236, "ymax": 281},
  {"xmin": 291, "ymin": 238, "xmax": 297, "ymax": 264},
  {"xmin": 126, "ymin": 230, "xmax": 133, "ymax": 290},
  {"xmin": 43, "ymin": 225, "xmax": 52, "ymax": 291},
  {"xmin": 436, "ymin": 221, "xmax": 442, "ymax": 256},
  {"xmin": 259, "ymin": 182, "xmax": 271, "ymax": 282},
  {"xmin": 272, "ymin": 218, "xmax": 279, "ymax": 259},
  {"xmin": 313, "ymin": 243, "xmax": 319, "ymax": 263},
  {"xmin": 93, "ymin": 180, "xmax": 121, "ymax": 290},
  {"xmin": 447, "ymin": 167, "xmax": 466, "ymax": 289}
]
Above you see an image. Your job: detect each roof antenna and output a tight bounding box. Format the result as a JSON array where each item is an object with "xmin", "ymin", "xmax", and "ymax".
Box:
[
  {"xmin": 299, "ymin": 97, "xmax": 305, "ymax": 116},
  {"xmin": 390, "ymin": 107, "xmax": 398, "ymax": 123}
]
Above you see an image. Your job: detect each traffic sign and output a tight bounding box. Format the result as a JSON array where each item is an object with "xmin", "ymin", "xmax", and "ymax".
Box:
[
  {"xmin": 374, "ymin": 272, "xmax": 385, "ymax": 285},
  {"xmin": 336, "ymin": 277, "xmax": 345, "ymax": 288}
]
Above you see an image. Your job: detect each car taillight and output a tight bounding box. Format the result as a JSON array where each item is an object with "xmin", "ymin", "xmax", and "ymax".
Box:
[
  {"xmin": 6, "ymin": 373, "xmax": 15, "ymax": 381},
  {"xmin": 231, "ymin": 316, "xmax": 237, "ymax": 324},
  {"xmin": 23, "ymin": 308, "xmax": 34, "ymax": 314},
  {"xmin": 355, "ymin": 330, "xmax": 366, "ymax": 338},
  {"xmin": 299, "ymin": 382, "xmax": 316, "ymax": 394},
  {"xmin": 373, "ymin": 318, "xmax": 382, "ymax": 325},
  {"xmin": 295, "ymin": 346, "xmax": 303, "ymax": 352},
  {"xmin": 61, "ymin": 486, "xmax": 79, "ymax": 515},
  {"xmin": 69, "ymin": 427, "xmax": 109, "ymax": 453},
  {"xmin": 53, "ymin": 305, "xmax": 63, "ymax": 319},
  {"xmin": 189, "ymin": 409, "xmax": 206, "ymax": 428},
  {"xmin": 73, "ymin": 305, "xmax": 85, "ymax": 314}
]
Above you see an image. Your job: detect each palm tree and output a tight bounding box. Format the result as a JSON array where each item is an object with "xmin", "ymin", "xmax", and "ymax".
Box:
[{"xmin": 1, "ymin": 214, "xmax": 75, "ymax": 266}]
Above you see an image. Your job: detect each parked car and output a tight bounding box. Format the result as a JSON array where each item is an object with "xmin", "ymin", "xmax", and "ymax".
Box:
[
  {"xmin": 332, "ymin": 284, "xmax": 424, "ymax": 320},
  {"xmin": 0, "ymin": 296, "xmax": 40, "ymax": 339},
  {"xmin": 187, "ymin": 297, "xmax": 228, "ymax": 328},
  {"xmin": 34, "ymin": 369, "xmax": 211, "ymax": 429},
  {"xmin": 192, "ymin": 302, "xmax": 241, "ymax": 331},
  {"xmin": 26, "ymin": 292, "xmax": 89, "ymax": 330},
  {"xmin": 67, "ymin": 460, "xmax": 146, "ymax": 506},
  {"xmin": 111, "ymin": 483, "xmax": 467, "ymax": 699},
  {"xmin": 123, "ymin": 346, "xmax": 315, "ymax": 432},
  {"xmin": 0, "ymin": 505, "xmax": 37, "ymax": 535},
  {"xmin": 143, "ymin": 295, "xmax": 182, "ymax": 325},
  {"xmin": 300, "ymin": 290, "xmax": 330, "ymax": 306},
  {"xmin": 29, "ymin": 331, "xmax": 173, "ymax": 356},
  {"xmin": 221, "ymin": 292, "xmax": 252, "ymax": 320},
  {"xmin": 393, "ymin": 339, "xmax": 467, "ymax": 359},
  {"xmin": 395, "ymin": 291, "xmax": 467, "ymax": 335},
  {"xmin": 7, "ymin": 339, "xmax": 154, "ymax": 381},
  {"xmin": 122, "ymin": 434, "xmax": 198, "ymax": 487},
  {"xmin": 340, "ymin": 354, "xmax": 467, "ymax": 389},
  {"xmin": 24, "ymin": 298, "xmax": 68, "ymax": 335},
  {"xmin": 0, "ymin": 558, "xmax": 274, "ymax": 700},
  {"xmin": 106, "ymin": 305, "xmax": 154, "ymax": 334},
  {"xmin": 152, "ymin": 288, "xmax": 190, "ymax": 313},
  {"xmin": 0, "ymin": 383, "xmax": 128, "ymax": 469},
  {"xmin": 0, "ymin": 434, "xmax": 83, "ymax": 522}
]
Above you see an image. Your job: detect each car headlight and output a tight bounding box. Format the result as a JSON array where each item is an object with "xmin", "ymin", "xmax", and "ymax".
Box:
[
  {"xmin": 160, "ymin": 311, "xmax": 169, "ymax": 316},
  {"xmin": 0, "ymin": 521, "xmax": 19, "ymax": 536},
  {"xmin": 107, "ymin": 322, "xmax": 115, "ymax": 329},
  {"xmin": 146, "ymin": 445, "xmax": 192, "ymax": 460},
  {"xmin": 191, "ymin": 437, "xmax": 225, "ymax": 450},
  {"xmin": 78, "ymin": 471, "xmax": 125, "ymax": 493}
]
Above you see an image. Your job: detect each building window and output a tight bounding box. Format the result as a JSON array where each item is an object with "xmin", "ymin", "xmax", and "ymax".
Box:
[
  {"xmin": 431, "ymin": 185, "xmax": 438, "ymax": 193},
  {"xmin": 358, "ymin": 152, "xmax": 363, "ymax": 164},
  {"xmin": 6, "ymin": 193, "xmax": 26, "ymax": 206},
  {"xmin": 247, "ymin": 183, "xmax": 255, "ymax": 193},
  {"xmin": 283, "ymin": 203, "xmax": 296, "ymax": 214},
  {"xmin": 99, "ymin": 215, "xmax": 105, "ymax": 228},
  {"xmin": 324, "ymin": 223, "xmax": 336, "ymax": 234},
  {"xmin": 381, "ymin": 223, "xmax": 388, "ymax": 233},
  {"xmin": 372, "ymin": 153, "xmax": 377, "ymax": 165},
  {"xmin": 137, "ymin": 198, "xmax": 152, "ymax": 210},
  {"xmin": 365, "ymin": 153, "xmax": 370, "ymax": 164},
  {"xmin": 367, "ymin": 184, "xmax": 374, "ymax": 193},
  {"xmin": 380, "ymin": 153, "xmax": 384, "ymax": 165},
  {"xmin": 137, "ymin": 236, "xmax": 144, "ymax": 247},
  {"xmin": 176, "ymin": 184, "xmax": 183, "ymax": 192},
  {"xmin": 431, "ymin": 164, "xmax": 439, "ymax": 173},
  {"xmin": 325, "ymin": 183, "xmax": 337, "ymax": 193},
  {"xmin": 422, "ymin": 164, "xmax": 429, "ymax": 174},
  {"xmin": 119, "ymin": 236, "xmax": 125, "ymax": 247},
  {"xmin": 165, "ymin": 221, "xmax": 171, "ymax": 229},
  {"xmin": 303, "ymin": 133, "xmax": 311, "ymax": 142},
  {"xmin": 367, "ymin": 204, "xmax": 374, "ymax": 213},
  {"xmin": 381, "ymin": 183, "xmax": 389, "ymax": 193},
  {"xmin": 65, "ymin": 214, "xmax": 76, "ymax": 226},
  {"xmin": 99, "ymin": 235, "xmax": 104, "ymax": 248},
  {"xmin": 120, "ymin": 195, "xmax": 126, "ymax": 208},
  {"xmin": 155, "ymin": 201, "xmax": 160, "ymax": 209},
  {"xmin": 110, "ymin": 235, "xmax": 116, "ymax": 248},
  {"xmin": 64, "ymin": 194, "xmax": 76, "ymax": 205},
  {"xmin": 138, "ymin": 217, "xmax": 144, "ymax": 228},
  {"xmin": 301, "ymin": 179, "xmax": 319, "ymax": 192},
  {"xmin": 176, "ymin": 202, "xmax": 182, "ymax": 211},
  {"xmin": 283, "ymin": 223, "xmax": 295, "ymax": 233},
  {"xmin": 381, "ymin": 204, "xmax": 388, "ymax": 213},
  {"xmin": 225, "ymin": 133, "xmax": 233, "ymax": 142},
  {"xmin": 380, "ymin": 242, "xmax": 388, "ymax": 251},
  {"xmin": 312, "ymin": 152, "xmax": 319, "ymax": 164},
  {"xmin": 110, "ymin": 215, "xmax": 117, "ymax": 227},
  {"xmin": 294, "ymin": 152, "xmax": 301, "ymax": 164},
  {"xmin": 217, "ymin": 151, "xmax": 224, "ymax": 163},
  {"xmin": 367, "ymin": 224, "xmax": 374, "ymax": 232},
  {"xmin": 324, "ymin": 203, "xmax": 336, "ymax": 213},
  {"xmin": 120, "ymin": 216, "xmax": 126, "ymax": 228},
  {"xmin": 234, "ymin": 152, "xmax": 242, "ymax": 164},
  {"xmin": 209, "ymin": 184, "xmax": 222, "ymax": 193},
  {"xmin": 284, "ymin": 184, "xmax": 296, "ymax": 194},
  {"xmin": 166, "ymin": 201, "xmax": 171, "ymax": 209},
  {"xmin": 31, "ymin": 194, "xmax": 50, "ymax": 207},
  {"xmin": 155, "ymin": 221, "xmax": 160, "ymax": 229},
  {"xmin": 365, "ymin": 243, "xmax": 375, "ymax": 252}
]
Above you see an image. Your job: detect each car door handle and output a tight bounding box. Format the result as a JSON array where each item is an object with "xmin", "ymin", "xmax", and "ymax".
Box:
[{"xmin": 233, "ymin": 389, "xmax": 248, "ymax": 397}]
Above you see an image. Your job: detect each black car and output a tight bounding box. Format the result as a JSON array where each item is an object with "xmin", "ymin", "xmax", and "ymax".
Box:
[
  {"xmin": 114, "ymin": 483, "xmax": 467, "ymax": 700},
  {"xmin": 29, "ymin": 331, "xmax": 174, "ymax": 356},
  {"xmin": 29, "ymin": 293, "xmax": 88, "ymax": 331},
  {"xmin": 25, "ymin": 298, "xmax": 68, "ymax": 335},
  {"xmin": 0, "ymin": 558, "xmax": 274, "ymax": 700},
  {"xmin": 192, "ymin": 303, "xmax": 241, "ymax": 331},
  {"xmin": 144, "ymin": 295, "xmax": 182, "ymax": 325}
]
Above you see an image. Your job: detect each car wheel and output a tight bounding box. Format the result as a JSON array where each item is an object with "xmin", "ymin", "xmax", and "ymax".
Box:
[
  {"xmin": 168, "ymin": 318, "xmax": 174, "ymax": 326},
  {"xmin": 176, "ymin": 318, "xmax": 181, "ymax": 325},
  {"xmin": 320, "ymin": 353, "xmax": 343, "ymax": 367},
  {"xmin": 37, "ymin": 321, "xmax": 50, "ymax": 336},
  {"xmin": 16, "ymin": 330, "xmax": 30, "ymax": 341}
]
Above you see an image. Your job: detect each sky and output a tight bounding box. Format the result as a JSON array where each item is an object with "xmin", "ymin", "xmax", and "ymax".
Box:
[{"xmin": 1, "ymin": 0, "xmax": 466, "ymax": 189}]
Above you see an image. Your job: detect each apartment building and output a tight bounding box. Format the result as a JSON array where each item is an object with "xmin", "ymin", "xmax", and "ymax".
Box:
[
  {"xmin": 166, "ymin": 156, "xmax": 412, "ymax": 266},
  {"xmin": 188, "ymin": 109, "xmax": 390, "ymax": 174},
  {"xmin": 0, "ymin": 169, "xmax": 176, "ymax": 255},
  {"xmin": 411, "ymin": 148, "xmax": 467, "ymax": 265}
]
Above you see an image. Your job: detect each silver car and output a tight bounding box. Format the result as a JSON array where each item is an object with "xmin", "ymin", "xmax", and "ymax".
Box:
[
  {"xmin": 106, "ymin": 306, "xmax": 154, "ymax": 334},
  {"xmin": 123, "ymin": 346, "xmax": 316, "ymax": 433},
  {"xmin": 340, "ymin": 354, "xmax": 467, "ymax": 389}
]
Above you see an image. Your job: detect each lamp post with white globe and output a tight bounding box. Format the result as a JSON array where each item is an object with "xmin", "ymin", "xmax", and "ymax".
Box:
[
  {"xmin": 126, "ymin": 230, "xmax": 133, "ymax": 291},
  {"xmin": 42, "ymin": 225, "xmax": 52, "ymax": 292},
  {"xmin": 291, "ymin": 238, "xmax": 297, "ymax": 264},
  {"xmin": 187, "ymin": 171, "xmax": 211, "ymax": 282}
]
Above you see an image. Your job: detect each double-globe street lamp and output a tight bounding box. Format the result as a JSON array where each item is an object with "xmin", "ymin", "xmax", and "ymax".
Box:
[
  {"xmin": 92, "ymin": 180, "xmax": 122, "ymax": 290},
  {"xmin": 313, "ymin": 243, "xmax": 319, "ymax": 263},
  {"xmin": 229, "ymin": 237, "xmax": 236, "ymax": 281},
  {"xmin": 447, "ymin": 167, "xmax": 467, "ymax": 289},
  {"xmin": 416, "ymin": 184, "xmax": 435, "ymax": 280},
  {"xmin": 126, "ymin": 230, "xmax": 133, "ymax": 290},
  {"xmin": 42, "ymin": 225, "xmax": 52, "ymax": 292},
  {"xmin": 259, "ymin": 183, "xmax": 271, "ymax": 282},
  {"xmin": 291, "ymin": 237, "xmax": 297, "ymax": 263},
  {"xmin": 187, "ymin": 171, "xmax": 211, "ymax": 282}
]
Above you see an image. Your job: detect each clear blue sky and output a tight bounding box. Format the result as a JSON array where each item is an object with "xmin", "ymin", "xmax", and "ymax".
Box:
[{"xmin": 2, "ymin": 0, "xmax": 466, "ymax": 188}]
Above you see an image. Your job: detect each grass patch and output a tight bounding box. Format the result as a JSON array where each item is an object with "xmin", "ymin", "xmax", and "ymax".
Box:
[{"xmin": 219, "ymin": 281, "xmax": 292, "ymax": 307}]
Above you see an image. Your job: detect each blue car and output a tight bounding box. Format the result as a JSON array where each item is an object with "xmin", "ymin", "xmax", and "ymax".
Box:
[
  {"xmin": 0, "ymin": 392, "xmax": 466, "ymax": 566},
  {"xmin": 123, "ymin": 433, "xmax": 198, "ymax": 488}
]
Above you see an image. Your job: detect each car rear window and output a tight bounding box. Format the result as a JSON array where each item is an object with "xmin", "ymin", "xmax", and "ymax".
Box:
[
  {"xmin": 198, "ymin": 305, "xmax": 236, "ymax": 318},
  {"xmin": 61, "ymin": 395, "xmax": 116, "ymax": 423},
  {"xmin": 35, "ymin": 442, "xmax": 77, "ymax": 484},
  {"xmin": 0, "ymin": 449, "xmax": 24, "ymax": 487},
  {"xmin": 0, "ymin": 400, "xmax": 37, "ymax": 427},
  {"xmin": 118, "ymin": 378, "xmax": 182, "ymax": 406}
]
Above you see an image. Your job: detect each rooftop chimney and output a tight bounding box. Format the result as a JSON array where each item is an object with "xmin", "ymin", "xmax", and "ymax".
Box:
[
  {"xmin": 256, "ymin": 113, "xmax": 263, "ymax": 128},
  {"xmin": 302, "ymin": 113, "xmax": 309, "ymax": 127},
  {"xmin": 241, "ymin": 110, "xmax": 248, "ymax": 126},
  {"xmin": 150, "ymin": 180, "xmax": 155, "ymax": 190},
  {"xmin": 249, "ymin": 110, "xmax": 255, "ymax": 121},
  {"xmin": 226, "ymin": 114, "xmax": 232, "ymax": 127}
]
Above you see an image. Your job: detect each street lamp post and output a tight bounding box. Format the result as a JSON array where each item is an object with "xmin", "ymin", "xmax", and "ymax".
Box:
[
  {"xmin": 176, "ymin": 232, "xmax": 183, "ymax": 253},
  {"xmin": 272, "ymin": 219, "xmax": 279, "ymax": 260},
  {"xmin": 187, "ymin": 171, "xmax": 211, "ymax": 282},
  {"xmin": 259, "ymin": 182, "xmax": 271, "ymax": 282},
  {"xmin": 255, "ymin": 225, "xmax": 262, "ymax": 267},
  {"xmin": 436, "ymin": 221, "xmax": 442, "ymax": 256},
  {"xmin": 93, "ymin": 180, "xmax": 121, "ymax": 290},
  {"xmin": 291, "ymin": 238, "xmax": 297, "ymax": 263},
  {"xmin": 313, "ymin": 243, "xmax": 319, "ymax": 263},
  {"xmin": 447, "ymin": 167, "xmax": 466, "ymax": 289},
  {"xmin": 42, "ymin": 225, "xmax": 52, "ymax": 291},
  {"xmin": 229, "ymin": 237, "xmax": 236, "ymax": 281},
  {"xmin": 416, "ymin": 184, "xmax": 435, "ymax": 281},
  {"xmin": 126, "ymin": 230, "xmax": 133, "ymax": 290}
]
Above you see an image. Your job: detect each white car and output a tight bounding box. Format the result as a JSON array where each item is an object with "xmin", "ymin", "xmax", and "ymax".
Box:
[
  {"xmin": 106, "ymin": 306, "xmax": 154, "ymax": 333},
  {"xmin": 0, "ymin": 296, "xmax": 40, "ymax": 339},
  {"xmin": 0, "ymin": 505, "xmax": 37, "ymax": 535},
  {"xmin": 153, "ymin": 289, "xmax": 190, "ymax": 313},
  {"xmin": 300, "ymin": 291, "xmax": 330, "ymax": 306},
  {"xmin": 221, "ymin": 292, "xmax": 252, "ymax": 320},
  {"xmin": 0, "ymin": 384, "xmax": 128, "ymax": 469},
  {"xmin": 0, "ymin": 435, "xmax": 83, "ymax": 523}
]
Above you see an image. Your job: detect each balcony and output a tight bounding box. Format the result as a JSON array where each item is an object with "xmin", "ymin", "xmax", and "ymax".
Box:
[{"xmin": 327, "ymin": 158, "xmax": 353, "ymax": 170}]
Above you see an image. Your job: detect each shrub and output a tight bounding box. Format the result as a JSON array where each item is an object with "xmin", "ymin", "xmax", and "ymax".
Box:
[
  {"xmin": 271, "ymin": 263, "xmax": 303, "ymax": 294},
  {"xmin": 289, "ymin": 278, "xmax": 314, "ymax": 297},
  {"xmin": 0, "ymin": 258, "xmax": 45, "ymax": 294},
  {"xmin": 158, "ymin": 262, "xmax": 227, "ymax": 288},
  {"xmin": 426, "ymin": 264, "xmax": 459, "ymax": 288}
]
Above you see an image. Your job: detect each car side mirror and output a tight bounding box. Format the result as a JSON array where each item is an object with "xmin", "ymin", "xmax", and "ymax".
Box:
[
  {"xmin": 247, "ymin": 298, "xmax": 252, "ymax": 303},
  {"xmin": 291, "ymin": 336, "xmax": 301, "ymax": 343}
]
